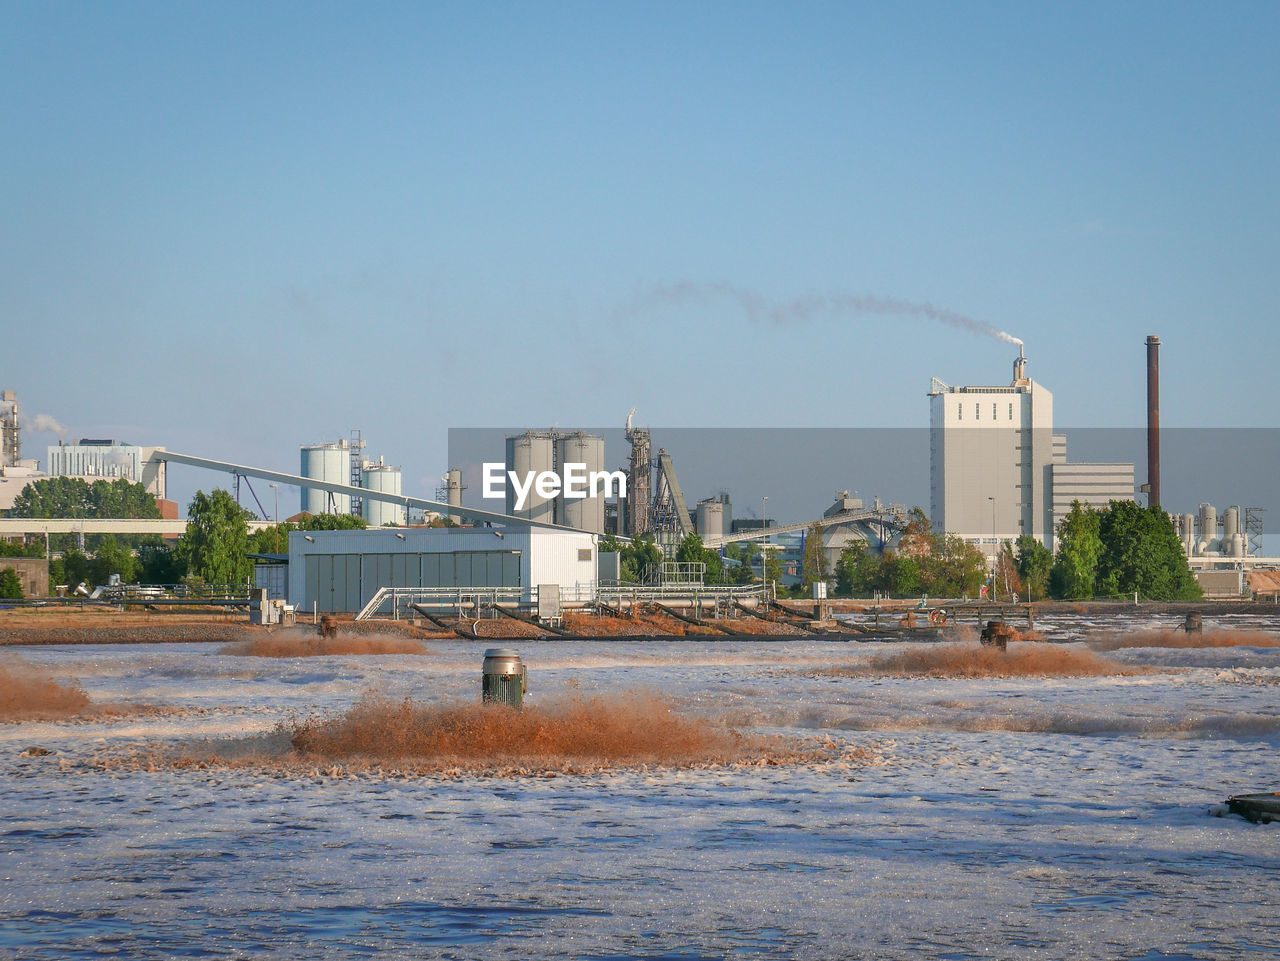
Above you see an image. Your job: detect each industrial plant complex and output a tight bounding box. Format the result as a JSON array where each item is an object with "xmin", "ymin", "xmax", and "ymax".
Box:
[{"xmin": 0, "ymin": 338, "xmax": 1274, "ymax": 613}]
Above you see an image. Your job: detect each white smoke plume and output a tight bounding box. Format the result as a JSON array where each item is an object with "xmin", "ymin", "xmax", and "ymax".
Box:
[
  {"xmin": 624, "ymin": 281, "xmax": 1022, "ymax": 349},
  {"xmin": 24, "ymin": 413, "xmax": 69, "ymax": 440}
]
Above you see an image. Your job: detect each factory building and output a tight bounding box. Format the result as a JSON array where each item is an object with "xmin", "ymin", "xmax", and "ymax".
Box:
[
  {"xmin": 46, "ymin": 440, "xmax": 168, "ymax": 499},
  {"xmin": 287, "ymin": 526, "xmax": 598, "ymax": 614},
  {"xmin": 930, "ymin": 351, "xmax": 1134, "ymax": 552},
  {"xmin": 1048, "ymin": 462, "xmax": 1137, "ymax": 537}
]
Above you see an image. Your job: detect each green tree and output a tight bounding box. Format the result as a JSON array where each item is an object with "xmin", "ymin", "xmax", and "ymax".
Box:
[
  {"xmin": 177, "ymin": 489, "xmax": 254, "ymax": 584},
  {"xmin": 299, "ymin": 513, "xmax": 368, "ymax": 531},
  {"xmin": 675, "ymin": 532, "xmax": 725, "ymax": 584},
  {"xmin": 675, "ymin": 532, "xmax": 706, "ymax": 567},
  {"xmin": 761, "ymin": 544, "xmax": 786, "ymax": 592},
  {"xmin": 835, "ymin": 541, "xmax": 875, "ymax": 597},
  {"xmin": 10, "ymin": 477, "xmax": 161, "ymax": 554},
  {"xmin": 139, "ymin": 543, "xmax": 185, "ymax": 584},
  {"xmin": 921, "ymin": 534, "xmax": 987, "ymax": 597},
  {"xmin": 1015, "ymin": 535, "xmax": 1053, "ymax": 601},
  {"xmin": 0, "ymin": 567, "xmax": 23, "ymax": 599},
  {"xmin": 11, "ymin": 477, "xmax": 159, "ymax": 520},
  {"xmin": 874, "ymin": 552, "xmax": 922, "ymax": 596},
  {"xmin": 801, "ymin": 522, "xmax": 828, "ymax": 590},
  {"xmin": 0, "ymin": 539, "xmax": 46, "ymax": 558},
  {"xmin": 897, "ymin": 507, "xmax": 934, "ymax": 557},
  {"xmin": 1095, "ymin": 501, "xmax": 1201, "ymax": 600},
  {"xmin": 247, "ymin": 513, "xmax": 369, "ymax": 556},
  {"xmin": 720, "ymin": 542, "xmax": 756, "ymax": 584},
  {"xmin": 89, "ymin": 535, "xmax": 141, "ymax": 585},
  {"xmin": 618, "ymin": 535, "xmax": 662, "ymax": 583},
  {"xmin": 1049, "ymin": 501, "xmax": 1102, "ymax": 599},
  {"xmin": 56, "ymin": 549, "xmax": 93, "ymax": 588},
  {"xmin": 993, "ymin": 541, "xmax": 1022, "ymax": 600}
]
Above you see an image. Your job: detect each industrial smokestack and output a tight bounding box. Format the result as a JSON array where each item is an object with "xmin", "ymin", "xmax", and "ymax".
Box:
[{"xmin": 1146, "ymin": 335, "xmax": 1160, "ymax": 509}]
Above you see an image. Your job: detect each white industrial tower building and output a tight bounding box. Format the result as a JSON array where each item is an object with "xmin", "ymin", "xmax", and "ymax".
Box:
[{"xmin": 929, "ymin": 352, "xmax": 1135, "ymax": 553}]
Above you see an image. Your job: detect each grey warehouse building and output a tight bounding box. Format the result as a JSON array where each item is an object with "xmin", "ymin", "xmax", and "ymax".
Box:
[{"xmin": 286, "ymin": 526, "xmax": 599, "ymax": 614}]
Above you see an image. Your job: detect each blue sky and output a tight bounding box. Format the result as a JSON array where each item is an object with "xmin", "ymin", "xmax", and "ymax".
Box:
[{"xmin": 3, "ymin": 1, "xmax": 1277, "ymax": 515}]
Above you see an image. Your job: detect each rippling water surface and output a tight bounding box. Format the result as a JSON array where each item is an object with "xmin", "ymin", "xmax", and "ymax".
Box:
[{"xmin": 2, "ymin": 612, "xmax": 1278, "ymax": 960}]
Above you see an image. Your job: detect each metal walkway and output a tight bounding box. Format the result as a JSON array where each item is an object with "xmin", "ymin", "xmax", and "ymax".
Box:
[{"xmin": 701, "ymin": 505, "xmax": 911, "ymax": 548}]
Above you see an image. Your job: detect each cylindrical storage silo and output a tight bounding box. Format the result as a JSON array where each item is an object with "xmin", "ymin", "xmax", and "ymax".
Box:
[
  {"xmin": 482, "ymin": 648, "xmax": 526, "ymax": 709},
  {"xmin": 1231, "ymin": 532, "xmax": 1246, "ymax": 558},
  {"xmin": 697, "ymin": 497, "xmax": 726, "ymax": 540},
  {"xmin": 505, "ymin": 431, "xmax": 556, "ymax": 525},
  {"xmin": 1222, "ymin": 507, "xmax": 1240, "ymax": 541},
  {"xmin": 361, "ymin": 462, "xmax": 404, "ymax": 527},
  {"xmin": 1180, "ymin": 513, "xmax": 1196, "ymax": 555},
  {"xmin": 301, "ymin": 442, "xmax": 351, "ymax": 515},
  {"xmin": 555, "ymin": 432, "xmax": 606, "ymax": 533},
  {"xmin": 1197, "ymin": 503, "xmax": 1218, "ymax": 554},
  {"xmin": 445, "ymin": 468, "xmax": 463, "ymax": 524}
]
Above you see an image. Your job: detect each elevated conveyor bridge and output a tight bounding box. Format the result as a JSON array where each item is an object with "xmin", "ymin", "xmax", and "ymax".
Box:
[
  {"xmin": 149, "ymin": 451, "xmax": 581, "ymax": 531},
  {"xmin": 701, "ymin": 505, "xmax": 911, "ymax": 549}
]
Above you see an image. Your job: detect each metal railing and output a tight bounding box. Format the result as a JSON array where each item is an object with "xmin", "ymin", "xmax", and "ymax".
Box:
[
  {"xmin": 595, "ymin": 583, "xmax": 769, "ymax": 606},
  {"xmin": 356, "ymin": 584, "xmax": 598, "ymax": 621}
]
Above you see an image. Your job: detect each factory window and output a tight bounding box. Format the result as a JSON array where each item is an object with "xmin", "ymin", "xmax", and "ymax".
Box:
[
  {"xmin": 1008, "ymin": 403, "xmax": 1013, "ymax": 420},
  {"xmin": 975, "ymin": 403, "xmax": 980, "ymax": 419},
  {"xmin": 958, "ymin": 404, "xmax": 962, "ymax": 420},
  {"xmin": 992, "ymin": 403, "xmax": 997, "ymax": 420}
]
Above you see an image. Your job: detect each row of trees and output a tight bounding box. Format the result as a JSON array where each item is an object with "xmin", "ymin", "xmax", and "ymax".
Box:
[
  {"xmin": 1034, "ymin": 499, "xmax": 1200, "ymax": 600},
  {"xmin": 7, "ymin": 475, "xmax": 1202, "ymax": 602},
  {"xmin": 834, "ymin": 509, "xmax": 990, "ymax": 598},
  {"xmin": 11, "ymin": 476, "xmax": 162, "ymax": 520},
  {"xmin": 829, "ymin": 501, "xmax": 1199, "ymax": 602},
  {"xmin": 40, "ymin": 488, "xmax": 369, "ymax": 589},
  {"xmin": 9, "ymin": 477, "xmax": 164, "ymax": 556}
]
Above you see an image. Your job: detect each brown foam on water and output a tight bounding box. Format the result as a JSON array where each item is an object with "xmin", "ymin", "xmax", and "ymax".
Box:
[
  {"xmin": 1087, "ymin": 629, "xmax": 1280, "ymax": 651},
  {"xmin": 0, "ymin": 656, "xmax": 91, "ymax": 720},
  {"xmin": 821, "ymin": 642, "xmax": 1144, "ymax": 679},
  {"xmin": 113, "ymin": 689, "xmax": 869, "ymax": 776},
  {"xmin": 289, "ymin": 690, "xmax": 752, "ymax": 768},
  {"xmin": 219, "ymin": 633, "xmax": 434, "ymax": 657}
]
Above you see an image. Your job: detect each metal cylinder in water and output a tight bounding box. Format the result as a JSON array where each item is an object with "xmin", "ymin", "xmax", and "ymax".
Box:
[{"xmin": 482, "ymin": 648, "xmax": 527, "ymax": 709}]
